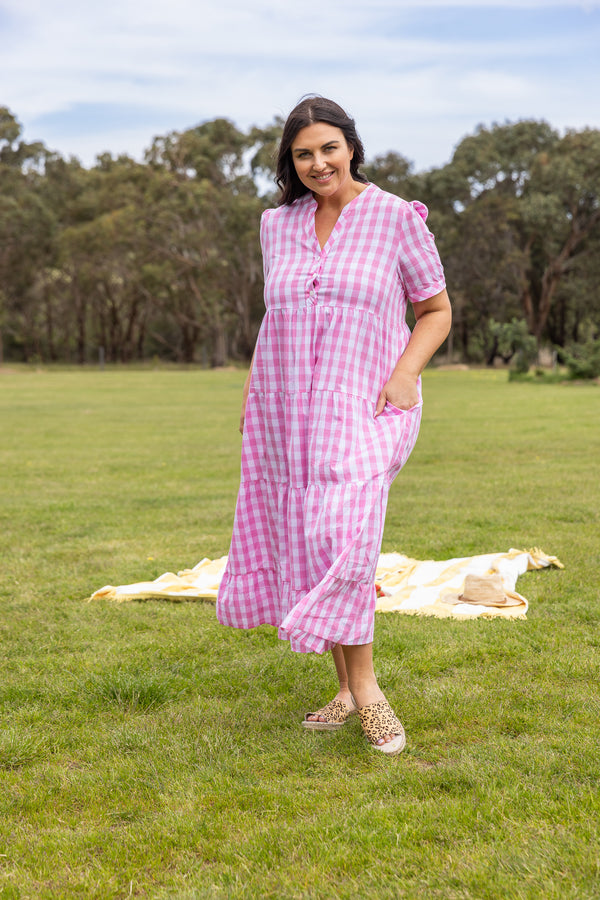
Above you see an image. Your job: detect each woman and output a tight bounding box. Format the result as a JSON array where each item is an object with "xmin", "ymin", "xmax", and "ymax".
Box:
[{"xmin": 217, "ymin": 96, "xmax": 451, "ymax": 755}]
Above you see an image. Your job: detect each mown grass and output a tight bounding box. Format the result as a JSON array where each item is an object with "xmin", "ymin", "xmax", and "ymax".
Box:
[{"xmin": 0, "ymin": 365, "xmax": 599, "ymax": 899}]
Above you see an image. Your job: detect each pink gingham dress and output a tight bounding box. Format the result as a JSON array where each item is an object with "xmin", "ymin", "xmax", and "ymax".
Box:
[{"xmin": 217, "ymin": 183, "xmax": 445, "ymax": 654}]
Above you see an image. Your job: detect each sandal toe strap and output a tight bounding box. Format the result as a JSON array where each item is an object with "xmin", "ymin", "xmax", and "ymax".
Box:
[
  {"xmin": 358, "ymin": 700, "xmax": 404, "ymax": 744},
  {"xmin": 305, "ymin": 699, "xmax": 355, "ymax": 724}
]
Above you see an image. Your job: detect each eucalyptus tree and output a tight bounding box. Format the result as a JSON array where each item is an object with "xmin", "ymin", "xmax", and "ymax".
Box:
[
  {"xmin": 522, "ymin": 128, "xmax": 600, "ymax": 343},
  {"xmin": 145, "ymin": 119, "xmax": 265, "ymax": 365},
  {"xmin": 430, "ymin": 120, "xmax": 600, "ymax": 357},
  {"xmin": 0, "ymin": 108, "xmax": 56, "ymax": 361},
  {"xmin": 57, "ymin": 154, "xmax": 159, "ymax": 362},
  {"xmin": 363, "ymin": 151, "xmax": 417, "ymax": 199},
  {"xmin": 248, "ymin": 118, "xmax": 284, "ymax": 202},
  {"xmin": 3, "ymin": 105, "xmax": 598, "ymax": 367}
]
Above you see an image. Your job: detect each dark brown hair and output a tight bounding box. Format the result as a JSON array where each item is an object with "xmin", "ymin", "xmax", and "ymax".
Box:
[{"xmin": 276, "ymin": 95, "xmax": 368, "ymax": 205}]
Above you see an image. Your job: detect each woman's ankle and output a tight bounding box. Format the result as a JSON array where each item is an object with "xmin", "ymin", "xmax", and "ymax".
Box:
[
  {"xmin": 347, "ymin": 681, "xmax": 386, "ymax": 710},
  {"xmin": 334, "ymin": 686, "xmax": 355, "ymax": 706}
]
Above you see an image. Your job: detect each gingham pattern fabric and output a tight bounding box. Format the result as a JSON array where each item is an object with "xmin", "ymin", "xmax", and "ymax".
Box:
[{"xmin": 217, "ymin": 183, "xmax": 446, "ymax": 654}]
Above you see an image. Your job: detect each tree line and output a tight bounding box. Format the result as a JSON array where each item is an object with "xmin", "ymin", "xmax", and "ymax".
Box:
[{"xmin": 1, "ymin": 106, "xmax": 598, "ymax": 366}]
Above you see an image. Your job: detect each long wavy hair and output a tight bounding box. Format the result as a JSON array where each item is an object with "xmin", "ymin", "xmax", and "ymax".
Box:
[{"xmin": 275, "ymin": 95, "xmax": 368, "ymax": 206}]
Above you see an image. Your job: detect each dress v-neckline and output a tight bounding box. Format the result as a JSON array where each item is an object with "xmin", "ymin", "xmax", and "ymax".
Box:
[{"xmin": 310, "ymin": 183, "xmax": 373, "ymax": 252}]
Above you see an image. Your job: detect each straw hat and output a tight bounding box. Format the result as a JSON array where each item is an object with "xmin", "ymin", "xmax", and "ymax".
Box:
[{"xmin": 456, "ymin": 573, "xmax": 523, "ymax": 607}]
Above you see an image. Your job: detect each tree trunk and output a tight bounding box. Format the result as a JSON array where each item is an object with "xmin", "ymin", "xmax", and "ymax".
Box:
[
  {"xmin": 44, "ymin": 283, "xmax": 57, "ymax": 361},
  {"xmin": 211, "ymin": 321, "xmax": 227, "ymax": 367},
  {"xmin": 73, "ymin": 277, "xmax": 87, "ymax": 365},
  {"xmin": 180, "ymin": 323, "xmax": 198, "ymax": 363}
]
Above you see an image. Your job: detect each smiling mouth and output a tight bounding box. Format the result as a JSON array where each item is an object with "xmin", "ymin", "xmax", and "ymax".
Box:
[{"xmin": 313, "ymin": 172, "xmax": 334, "ymax": 182}]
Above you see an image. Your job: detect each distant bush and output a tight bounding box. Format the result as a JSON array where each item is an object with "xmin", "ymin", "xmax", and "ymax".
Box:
[
  {"xmin": 559, "ymin": 339, "xmax": 600, "ymax": 380},
  {"xmin": 489, "ymin": 318, "xmax": 538, "ymax": 373}
]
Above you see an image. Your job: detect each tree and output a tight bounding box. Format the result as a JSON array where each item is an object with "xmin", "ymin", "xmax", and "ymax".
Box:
[
  {"xmin": 0, "ymin": 106, "xmax": 46, "ymax": 171},
  {"xmin": 146, "ymin": 118, "xmax": 251, "ymax": 188},
  {"xmin": 56, "ymin": 155, "xmax": 161, "ymax": 363},
  {"xmin": 521, "ymin": 129, "xmax": 600, "ymax": 342},
  {"xmin": 0, "ymin": 109, "xmax": 56, "ymax": 361},
  {"xmin": 363, "ymin": 151, "xmax": 416, "ymax": 198},
  {"xmin": 449, "ymin": 119, "xmax": 559, "ymax": 198},
  {"xmin": 445, "ymin": 121, "xmax": 600, "ymax": 349},
  {"xmin": 549, "ymin": 228, "xmax": 600, "ymax": 346},
  {"xmin": 488, "ymin": 318, "xmax": 537, "ymax": 371},
  {"xmin": 441, "ymin": 193, "xmax": 526, "ymax": 362},
  {"xmin": 248, "ymin": 118, "xmax": 284, "ymax": 200},
  {"xmin": 145, "ymin": 120, "xmax": 265, "ymax": 365},
  {"xmin": 2, "ymin": 105, "xmax": 598, "ymax": 367}
]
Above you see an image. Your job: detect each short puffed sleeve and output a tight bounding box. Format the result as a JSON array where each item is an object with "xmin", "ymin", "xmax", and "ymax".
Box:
[{"xmin": 397, "ymin": 200, "xmax": 446, "ymax": 303}]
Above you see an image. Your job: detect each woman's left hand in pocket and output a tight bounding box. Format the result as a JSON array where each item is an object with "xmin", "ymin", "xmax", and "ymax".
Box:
[{"xmin": 374, "ymin": 372, "xmax": 420, "ymax": 417}]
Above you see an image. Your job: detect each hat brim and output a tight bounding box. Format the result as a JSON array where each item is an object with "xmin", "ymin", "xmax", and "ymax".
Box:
[{"xmin": 440, "ymin": 586, "xmax": 527, "ymax": 611}]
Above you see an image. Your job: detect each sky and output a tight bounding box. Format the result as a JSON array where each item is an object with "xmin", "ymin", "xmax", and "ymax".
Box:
[{"xmin": 1, "ymin": 0, "xmax": 599, "ymax": 173}]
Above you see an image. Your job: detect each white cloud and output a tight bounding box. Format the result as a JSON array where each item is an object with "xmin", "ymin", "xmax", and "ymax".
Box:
[{"xmin": 0, "ymin": 0, "xmax": 598, "ymax": 169}]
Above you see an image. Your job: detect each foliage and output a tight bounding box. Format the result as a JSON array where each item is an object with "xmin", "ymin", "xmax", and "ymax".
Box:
[
  {"xmin": 1, "ymin": 107, "xmax": 600, "ymax": 366},
  {"xmin": 488, "ymin": 317, "xmax": 538, "ymax": 372},
  {"xmin": 417, "ymin": 120, "xmax": 600, "ymax": 361},
  {"xmin": 363, "ymin": 150, "xmax": 416, "ymax": 197},
  {"xmin": 507, "ymin": 367, "xmax": 567, "ymax": 384},
  {"xmin": 558, "ymin": 338, "xmax": 600, "ymax": 379},
  {"xmin": 1, "ymin": 110, "xmax": 270, "ymax": 365},
  {"xmin": 0, "ymin": 367, "xmax": 599, "ymax": 898}
]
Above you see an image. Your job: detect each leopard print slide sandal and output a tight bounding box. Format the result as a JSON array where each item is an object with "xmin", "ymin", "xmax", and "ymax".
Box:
[
  {"xmin": 302, "ymin": 699, "xmax": 357, "ymax": 731},
  {"xmin": 358, "ymin": 700, "xmax": 406, "ymax": 755}
]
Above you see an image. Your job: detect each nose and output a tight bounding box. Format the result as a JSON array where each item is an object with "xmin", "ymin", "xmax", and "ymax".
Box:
[{"xmin": 312, "ymin": 153, "xmax": 326, "ymax": 170}]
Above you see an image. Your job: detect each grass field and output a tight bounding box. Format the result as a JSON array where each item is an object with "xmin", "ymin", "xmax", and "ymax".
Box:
[{"xmin": 1, "ymin": 365, "xmax": 599, "ymax": 899}]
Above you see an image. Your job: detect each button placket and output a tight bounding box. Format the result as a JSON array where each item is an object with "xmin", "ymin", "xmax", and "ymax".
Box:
[{"xmin": 307, "ymin": 252, "xmax": 323, "ymax": 305}]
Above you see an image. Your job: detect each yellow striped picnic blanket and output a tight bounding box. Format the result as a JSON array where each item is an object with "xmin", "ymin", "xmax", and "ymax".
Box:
[{"xmin": 90, "ymin": 547, "xmax": 562, "ymax": 619}]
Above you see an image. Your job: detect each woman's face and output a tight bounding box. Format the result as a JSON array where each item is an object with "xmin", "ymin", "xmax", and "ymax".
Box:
[{"xmin": 290, "ymin": 122, "xmax": 355, "ymax": 202}]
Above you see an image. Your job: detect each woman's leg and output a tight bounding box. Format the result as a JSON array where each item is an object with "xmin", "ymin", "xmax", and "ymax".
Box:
[
  {"xmin": 305, "ymin": 644, "xmax": 355, "ymax": 723},
  {"xmin": 341, "ymin": 642, "xmax": 398, "ymax": 745}
]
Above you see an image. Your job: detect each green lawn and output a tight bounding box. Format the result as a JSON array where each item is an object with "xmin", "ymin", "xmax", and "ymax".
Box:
[{"xmin": 1, "ymin": 365, "xmax": 599, "ymax": 899}]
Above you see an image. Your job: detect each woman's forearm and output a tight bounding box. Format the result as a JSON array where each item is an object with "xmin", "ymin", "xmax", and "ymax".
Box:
[
  {"xmin": 375, "ymin": 289, "xmax": 451, "ymax": 415},
  {"xmin": 393, "ymin": 291, "xmax": 452, "ymax": 379}
]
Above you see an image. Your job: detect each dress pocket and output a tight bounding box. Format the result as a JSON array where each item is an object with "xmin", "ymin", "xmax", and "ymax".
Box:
[
  {"xmin": 384, "ymin": 399, "xmax": 423, "ymax": 415},
  {"xmin": 382, "ymin": 399, "xmax": 423, "ymax": 480}
]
